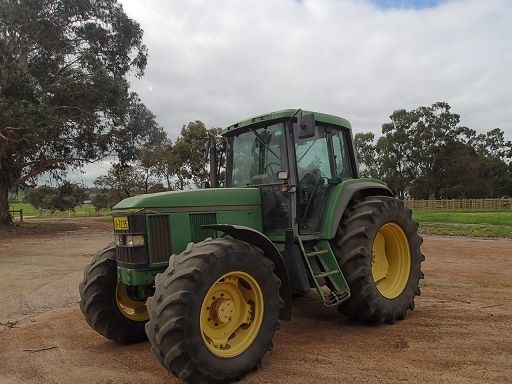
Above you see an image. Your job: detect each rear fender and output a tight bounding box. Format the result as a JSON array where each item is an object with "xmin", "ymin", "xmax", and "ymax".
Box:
[
  {"xmin": 203, "ymin": 224, "xmax": 292, "ymax": 320},
  {"xmin": 321, "ymin": 180, "xmax": 393, "ymax": 239}
]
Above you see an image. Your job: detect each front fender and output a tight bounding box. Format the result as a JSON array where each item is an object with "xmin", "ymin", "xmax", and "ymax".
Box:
[{"xmin": 203, "ymin": 224, "xmax": 292, "ymax": 320}]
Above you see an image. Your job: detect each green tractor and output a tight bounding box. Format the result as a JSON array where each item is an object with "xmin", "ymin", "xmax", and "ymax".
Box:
[{"xmin": 79, "ymin": 109, "xmax": 424, "ymax": 383}]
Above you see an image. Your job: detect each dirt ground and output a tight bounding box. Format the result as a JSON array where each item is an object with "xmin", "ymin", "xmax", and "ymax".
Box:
[{"xmin": 0, "ymin": 218, "xmax": 511, "ymax": 384}]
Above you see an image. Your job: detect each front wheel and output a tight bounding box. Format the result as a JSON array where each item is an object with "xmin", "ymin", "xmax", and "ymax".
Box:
[
  {"xmin": 332, "ymin": 196, "xmax": 424, "ymax": 324},
  {"xmin": 79, "ymin": 244, "xmax": 149, "ymax": 343},
  {"xmin": 145, "ymin": 238, "xmax": 282, "ymax": 383}
]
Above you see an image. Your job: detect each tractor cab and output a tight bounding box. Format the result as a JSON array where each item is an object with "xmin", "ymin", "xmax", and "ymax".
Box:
[{"xmin": 221, "ymin": 109, "xmax": 358, "ymax": 237}]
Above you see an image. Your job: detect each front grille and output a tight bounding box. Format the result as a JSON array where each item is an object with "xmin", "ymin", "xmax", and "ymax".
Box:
[
  {"xmin": 116, "ymin": 246, "xmax": 148, "ymax": 268},
  {"xmin": 148, "ymin": 215, "xmax": 171, "ymax": 263},
  {"xmin": 190, "ymin": 213, "xmax": 217, "ymax": 243}
]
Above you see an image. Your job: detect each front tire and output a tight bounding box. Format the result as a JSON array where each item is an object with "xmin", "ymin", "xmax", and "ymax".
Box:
[
  {"xmin": 332, "ymin": 196, "xmax": 424, "ymax": 324},
  {"xmin": 145, "ymin": 238, "xmax": 282, "ymax": 384},
  {"xmin": 79, "ymin": 244, "xmax": 149, "ymax": 343}
]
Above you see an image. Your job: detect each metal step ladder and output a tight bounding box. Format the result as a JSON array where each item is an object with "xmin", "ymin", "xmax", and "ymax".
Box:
[{"xmin": 297, "ymin": 238, "xmax": 351, "ymax": 307}]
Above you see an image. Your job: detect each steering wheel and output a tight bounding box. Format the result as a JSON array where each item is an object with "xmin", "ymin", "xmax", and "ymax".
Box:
[{"xmin": 265, "ymin": 162, "xmax": 281, "ymax": 177}]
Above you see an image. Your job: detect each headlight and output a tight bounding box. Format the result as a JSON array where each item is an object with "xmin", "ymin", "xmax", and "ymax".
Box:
[
  {"xmin": 115, "ymin": 234, "xmax": 123, "ymax": 246},
  {"xmin": 125, "ymin": 234, "xmax": 145, "ymax": 247}
]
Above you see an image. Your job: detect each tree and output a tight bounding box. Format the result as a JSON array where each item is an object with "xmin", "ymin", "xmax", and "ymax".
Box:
[
  {"xmin": 376, "ymin": 108, "xmax": 418, "ymax": 198},
  {"xmin": 91, "ymin": 191, "xmax": 111, "ymax": 212},
  {"xmin": 472, "ymin": 128, "xmax": 512, "ymax": 161},
  {"xmin": 54, "ymin": 181, "xmax": 87, "ymax": 212},
  {"xmin": 148, "ymin": 143, "xmax": 181, "ymax": 190},
  {"xmin": 173, "ymin": 121, "xmax": 209, "ymax": 188},
  {"xmin": 208, "ymin": 127, "xmax": 226, "ymax": 187},
  {"xmin": 138, "ymin": 139, "xmax": 172, "ymax": 194},
  {"xmin": 0, "ymin": 0, "xmax": 151, "ymax": 225},
  {"xmin": 376, "ymin": 102, "xmax": 474, "ymax": 199},
  {"xmin": 25, "ymin": 182, "xmax": 87, "ymax": 213},
  {"xmin": 94, "ymin": 164, "xmax": 145, "ymax": 208},
  {"xmin": 25, "ymin": 185, "xmax": 58, "ymax": 211},
  {"xmin": 357, "ymin": 101, "xmax": 512, "ymax": 199},
  {"xmin": 354, "ymin": 132, "xmax": 379, "ymax": 178}
]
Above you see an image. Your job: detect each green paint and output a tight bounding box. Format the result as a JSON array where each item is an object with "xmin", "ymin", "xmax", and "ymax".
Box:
[
  {"xmin": 313, "ymin": 240, "xmax": 350, "ymax": 295},
  {"xmin": 319, "ymin": 178, "xmax": 387, "ymax": 239},
  {"xmin": 223, "ymin": 109, "xmax": 351, "ymax": 135},
  {"xmin": 169, "ymin": 212, "xmax": 192, "ymax": 255},
  {"xmin": 216, "ymin": 210, "xmax": 262, "ymax": 231},
  {"xmin": 113, "ymin": 188, "xmax": 261, "ymax": 210},
  {"xmin": 296, "ymin": 237, "xmax": 350, "ymax": 306},
  {"xmin": 117, "ymin": 266, "xmax": 164, "ymax": 285}
]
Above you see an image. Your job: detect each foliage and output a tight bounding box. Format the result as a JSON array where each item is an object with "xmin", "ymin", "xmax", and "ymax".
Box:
[
  {"xmin": 173, "ymin": 121, "xmax": 209, "ymax": 188},
  {"xmin": 25, "ymin": 182, "xmax": 87, "ymax": 213},
  {"xmin": 138, "ymin": 140, "xmax": 171, "ymax": 193},
  {"xmin": 147, "ymin": 122, "xmax": 224, "ymax": 190},
  {"xmin": 355, "ymin": 102, "xmax": 512, "ymax": 199},
  {"xmin": 25, "ymin": 186, "xmax": 58, "ymax": 211},
  {"xmin": 354, "ymin": 132, "xmax": 378, "ymax": 178},
  {"xmin": 0, "ymin": 0, "xmax": 154, "ymax": 225},
  {"xmin": 93, "ymin": 164, "xmax": 145, "ymax": 209}
]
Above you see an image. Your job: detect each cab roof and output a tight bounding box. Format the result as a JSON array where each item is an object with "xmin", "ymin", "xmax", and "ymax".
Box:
[{"xmin": 222, "ymin": 109, "xmax": 352, "ymax": 136}]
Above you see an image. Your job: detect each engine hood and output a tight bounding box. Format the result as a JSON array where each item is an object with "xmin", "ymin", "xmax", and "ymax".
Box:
[{"xmin": 112, "ymin": 188, "xmax": 262, "ymax": 211}]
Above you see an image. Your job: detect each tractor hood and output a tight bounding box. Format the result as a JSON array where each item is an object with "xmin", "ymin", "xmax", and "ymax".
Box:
[{"xmin": 112, "ymin": 188, "xmax": 262, "ymax": 211}]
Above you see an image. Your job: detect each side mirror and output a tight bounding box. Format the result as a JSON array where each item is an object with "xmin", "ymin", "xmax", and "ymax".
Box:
[{"xmin": 298, "ymin": 113, "xmax": 315, "ymax": 139}]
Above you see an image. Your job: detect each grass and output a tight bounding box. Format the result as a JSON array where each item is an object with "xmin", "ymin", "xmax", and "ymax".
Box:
[
  {"xmin": 9, "ymin": 203, "xmax": 111, "ymax": 218},
  {"xmin": 412, "ymin": 210, "xmax": 512, "ymax": 226},
  {"xmin": 413, "ymin": 209, "xmax": 512, "ymax": 238}
]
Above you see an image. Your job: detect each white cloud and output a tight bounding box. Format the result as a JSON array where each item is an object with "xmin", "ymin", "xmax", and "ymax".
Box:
[{"xmin": 117, "ymin": 0, "xmax": 510, "ymax": 143}]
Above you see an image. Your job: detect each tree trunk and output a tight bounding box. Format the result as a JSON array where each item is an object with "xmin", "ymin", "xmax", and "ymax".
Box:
[{"xmin": 0, "ymin": 183, "xmax": 13, "ymax": 226}]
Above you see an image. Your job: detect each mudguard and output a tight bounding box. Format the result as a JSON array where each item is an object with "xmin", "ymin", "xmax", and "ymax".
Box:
[{"xmin": 320, "ymin": 180, "xmax": 393, "ymax": 239}]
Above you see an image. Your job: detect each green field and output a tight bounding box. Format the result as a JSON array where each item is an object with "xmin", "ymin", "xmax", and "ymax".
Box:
[
  {"xmin": 412, "ymin": 210, "xmax": 512, "ymax": 238},
  {"xmin": 9, "ymin": 203, "xmax": 110, "ymax": 218}
]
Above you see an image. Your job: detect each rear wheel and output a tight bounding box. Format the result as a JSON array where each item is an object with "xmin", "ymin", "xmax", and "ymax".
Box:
[
  {"xmin": 145, "ymin": 238, "xmax": 282, "ymax": 383},
  {"xmin": 332, "ymin": 196, "xmax": 424, "ymax": 324},
  {"xmin": 79, "ymin": 244, "xmax": 149, "ymax": 343}
]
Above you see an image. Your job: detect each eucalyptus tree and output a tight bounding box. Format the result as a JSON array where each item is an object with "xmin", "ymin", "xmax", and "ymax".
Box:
[{"xmin": 0, "ymin": 0, "xmax": 156, "ymax": 225}]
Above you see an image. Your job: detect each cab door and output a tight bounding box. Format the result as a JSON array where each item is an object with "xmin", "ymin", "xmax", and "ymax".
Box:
[{"xmin": 293, "ymin": 124, "xmax": 354, "ymax": 234}]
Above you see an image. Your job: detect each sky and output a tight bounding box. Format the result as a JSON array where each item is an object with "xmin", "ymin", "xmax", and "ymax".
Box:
[{"xmin": 71, "ymin": 0, "xmax": 512, "ymax": 185}]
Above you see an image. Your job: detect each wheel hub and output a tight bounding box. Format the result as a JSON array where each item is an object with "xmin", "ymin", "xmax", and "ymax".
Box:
[{"xmin": 210, "ymin": 298, "xmax": 234, "ymax": 324}]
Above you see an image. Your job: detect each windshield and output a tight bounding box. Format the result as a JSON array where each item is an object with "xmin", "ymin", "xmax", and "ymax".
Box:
[{"xmin": 227, "ymin": 123, "xmax": 287, "ymax": 187}]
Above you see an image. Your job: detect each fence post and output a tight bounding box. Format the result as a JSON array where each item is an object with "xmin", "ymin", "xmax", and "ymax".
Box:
[{"xmin": 20, "ymin": 208, "xmax": 23, "ymax": 223}]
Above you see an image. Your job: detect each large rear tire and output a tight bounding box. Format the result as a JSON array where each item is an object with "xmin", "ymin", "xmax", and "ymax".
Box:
[
  {"xmin": 145, "ymin": 238, "xmax": 282, "ymax": 384},
  {"xmin": 79, "ymin": 244, "xmax": 149, "ymax": 343},
  {"xmin": 332, "ymin": 196, "xmax": 424, "ymax": 324}
]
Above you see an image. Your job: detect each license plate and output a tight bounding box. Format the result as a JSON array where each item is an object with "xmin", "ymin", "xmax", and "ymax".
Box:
[{"xmin": 113, "ymin": 217, "xmax": 129, "ymax": 231}]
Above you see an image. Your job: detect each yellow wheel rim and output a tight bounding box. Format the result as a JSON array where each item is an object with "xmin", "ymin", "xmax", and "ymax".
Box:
[
  {"xmin": 116, "ymin": 282, "xmax": 149, "ymax": 322},
  {"xmin": 200, "ymin": 271, "xmax": 264, "ymax": 358},
  {"xmin": 371, "ymin": 223, "xmax": 411, "ymax": 299}
]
